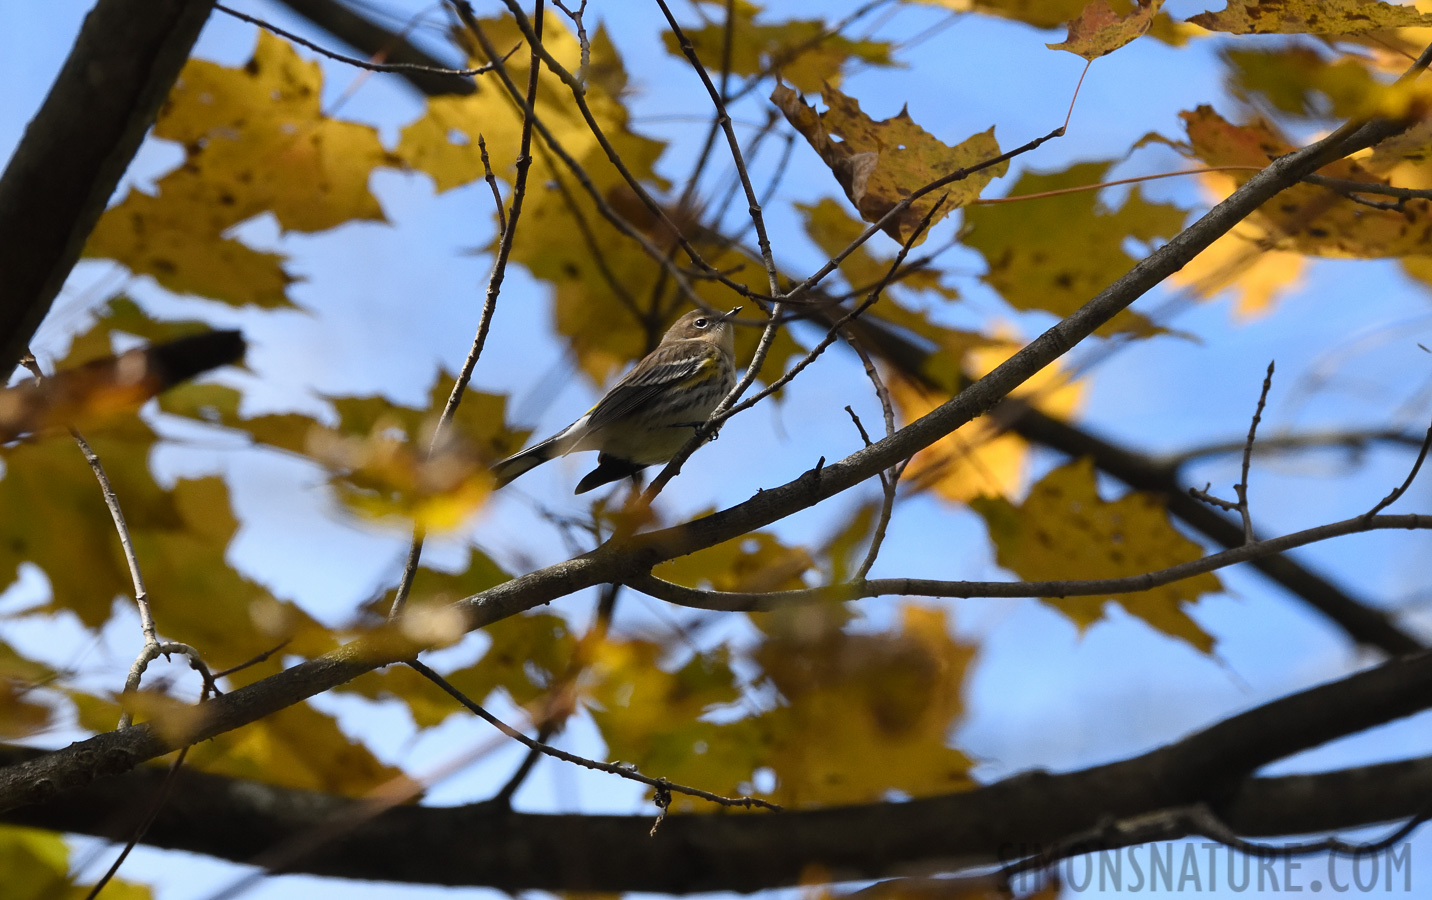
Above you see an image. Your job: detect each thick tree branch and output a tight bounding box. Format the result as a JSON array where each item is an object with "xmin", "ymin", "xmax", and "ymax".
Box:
[
  {"xmin": 0, "ymin": 90, "xmax": 1418, "ymax": 817},
  {"xmin": 0, "ymin": 0, "xmax": 216, "ymax": 373},
  {"xmin": 6, "ymin": 652, "xmax": 1432, "ymax": 890}
]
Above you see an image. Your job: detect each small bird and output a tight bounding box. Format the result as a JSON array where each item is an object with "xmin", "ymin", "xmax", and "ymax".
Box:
[{"xmin": 492, "ymin": 307, "xmax": 741, "ymax": 494}]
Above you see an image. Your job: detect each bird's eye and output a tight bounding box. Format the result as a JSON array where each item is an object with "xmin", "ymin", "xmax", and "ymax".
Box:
[{"xmin": 694, "ymin": 318, "xmax": 709, "ymax": 328}]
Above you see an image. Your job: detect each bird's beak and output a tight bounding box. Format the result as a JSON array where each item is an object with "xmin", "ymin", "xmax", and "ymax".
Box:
[{"xmin": 718, "ymin": 307, "xmax": 742, "ymax": 321}]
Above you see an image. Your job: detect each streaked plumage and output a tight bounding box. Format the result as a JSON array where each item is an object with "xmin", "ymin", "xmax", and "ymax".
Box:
[{"xmin": 493, "ymin": 308, "xmax": 740, "ymax": 493}]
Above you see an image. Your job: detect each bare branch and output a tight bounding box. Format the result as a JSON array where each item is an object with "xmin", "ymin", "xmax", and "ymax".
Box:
[
  {"xmin": 216, "ymin": 4, "xmax": 502, "ymax": 81},
  {"xmin": 1158, "ymin": 428, "xmax": 1426, "ymax": 467},
  {"xmin": 1234, "ymin": 361, "xmax": 1275, "ymax": 542},
  {"xmin": 273, "ymin": 0, "xmax": 478, "ymax": 96},
  {"xmin": 1304, "ymin": 172, "xmax": 1432, "ymax": 203},
  {"xmin": 627, "ymin": 511, "xmax": 1432, "ymax": 612},
  {"xmin": 390, "ymin": 0, "xmax": 546, "ymax": 621},
  {"xmin": 71, "ymin": 430, "xmax": 152, "ymax": 644},
  {"xmin": 407, "ymin": 659, "xmax": 781, "ymax": 811},
  {"xmin": 997, "ymin": 800, "xmax": 1432, "ymax": 890},
  {"xmin": 848, "ymin": 335, "xmax": 903, "ymax": 580},
  {"xmin": 1364, "ymin": 414, "xmax": 1432, "ymax": 519}
]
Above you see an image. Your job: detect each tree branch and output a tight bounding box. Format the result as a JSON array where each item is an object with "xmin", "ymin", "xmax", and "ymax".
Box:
[
  {"xmin": 0, "ymin": 0, "xmax": 216, "ymax": 373},
  {"xmin": 626, "ymin": 512, "xmax": 1430, "ymax": 611},
  {"xmin": 6, "ymin": 651, "xmax": 1432, "ymax": 890}
]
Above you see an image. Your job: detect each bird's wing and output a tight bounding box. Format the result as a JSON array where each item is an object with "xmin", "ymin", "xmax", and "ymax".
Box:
[{"xmin": 582, "ymin": 349, "xmax": 713, "ymax": 432}]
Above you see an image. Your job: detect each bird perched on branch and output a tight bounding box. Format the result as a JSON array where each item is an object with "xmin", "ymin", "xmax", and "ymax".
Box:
[{"xmin": 492, "ymin": 307, "xmax": 741, "ymax": 494}]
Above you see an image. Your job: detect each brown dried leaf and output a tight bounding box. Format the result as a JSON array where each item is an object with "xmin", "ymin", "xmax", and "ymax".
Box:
[
  {"xmin": 1048, "ymin": 0, "xmax": 1162, "ymax": 59},
  {"xmin": 772, "ymin": 84, "xmax": 1005, "ymax": 245},
  {"xmin": 1189, "ymin": 0, "xmax": 1432, "ymax": 34}
]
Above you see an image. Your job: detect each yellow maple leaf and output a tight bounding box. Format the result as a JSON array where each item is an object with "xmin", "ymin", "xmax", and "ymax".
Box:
[
  {"xmin": 971, "ymin": 457, "xmax": 1220, "ymax": 651},
  {"xmin": 893, "ymin": 340, "xmax": 1085, "ymax": 502},
  {"xmin": 72, "ymin": 691, "xmax": 401, "ymax": 797},
  {"xmin": 153, "ymin": 30, "xmax": 394, "ymax": 232},
  {"xmin": 964, "ymin": 161, "xmax": 1187, "ymax": 336},
  {"xmin": 661, "ymin": 2, "xmax": 896, "ymax": 92},
  {"xmin": 86, "ymin": 190, "xmax": 293, "ymax": 307},
  {"xmin": 752, "ymin": 604, "xmax": 977, "ymax": 806},
  {"xmin": 1226, "ymin": 46, "xmax": 1432, "ymax": 120},
  {"xmin": 0, "ymin": 824, "xmax": 154, "ymax": 900},
  {"xmin": 654, "ymin": 527, "xmax": 815, "ymax": 593},
  {"xmin": 1175, "ymin": 219, "xmax": 1307, "ymax": 319},
  {"xmin": 86, "ymin": 31, "xmax": 397, "ymax": 307}
]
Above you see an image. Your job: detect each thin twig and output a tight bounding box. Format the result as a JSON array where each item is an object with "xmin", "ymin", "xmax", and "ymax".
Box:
[
  {"xmin": 1365, "ymin": 414, "xmax": 1432, "ymax": 519},
  {"xmin": 71, "ymin": 429, "xmax": 153, "ymax": 644},
  {"xmin": 1156, "ymin": 428, "xmax": 1426, "ymax": 467},
  {"xmin": 1234, "ymin": 361, "xmax": 1275, "ymax": 543},
  {"xmin": 652, "ymin": 0, "xmax": 792, "ymax": 490},
  {"xmin": 974, "ymin": 165, "xmax": 1266, "ymax": 204},
  {"xmin": 69, "ymin": 427, "xmax": 219, "ymax": 728},
  {"xmin": 216, "ymin": 3, "xmax": 503, "ymax": 79},
  {"xmin": 656, "ymin": 0, "xmax": 781, "ymax": 298},
  {"xmin": 450, "ymin": 1, "xmax": 728, "ymax": 311},
  {"xmin": 408, "ymin": 658, "xmax": 782, "ymax": 810},
  {"xmin": 1189, "ymin": 802, "xmax": 1432, "ymax": 858},
  {"xmin": 390, "ymin": 0, "xmax": 546, "ymax": 620},
  {"xmin": 478, "ymin": 135, "xmax": 506, "ymax": 235},
  {"xmin": 1304, "ymin": 172, "xmax": 1432, "ymax": 201},
  {"xmin": 845, "ymin": 406, "xmax": 874, "ymax": 448},
  {"xmin": 1190, "ymin": 483, "xmax": 1241, "ymax": 513},
  {"xmin": 626, "ymin": 511, "xmax": 1432, "ymax": 612},
  {"xmin": 670, "ymin": 0, "xmax": 736, "ymax": 217},
  {"xmin": 848, "ymin": 335, "xmax": 902, "ymax": 580},
  {"xmin": 552, "ymin": 0, "xmax": 588, "ymax": 83},
  {"xmin": 120, "ymin": 641, "xmax": 221, "ymax": 707}
]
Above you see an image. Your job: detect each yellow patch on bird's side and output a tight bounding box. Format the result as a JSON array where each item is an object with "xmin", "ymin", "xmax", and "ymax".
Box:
[{"xmin": 675, "ymin": 355, "xmax": 716, "ymax": 389}]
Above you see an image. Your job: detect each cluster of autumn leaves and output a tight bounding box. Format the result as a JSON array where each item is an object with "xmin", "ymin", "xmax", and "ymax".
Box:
[{"xmin": 6, "ymin": 0, "xmax": 1432, "ymax": 850}]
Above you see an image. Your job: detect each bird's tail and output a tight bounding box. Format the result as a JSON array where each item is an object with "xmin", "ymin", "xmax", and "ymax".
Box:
[
  {"xmin": 491, "ymin": 439, "xmax": 557, "ymax": 489},
  {"xmin": 491, "ymin": 425, "xmax": 584, "ymax": 489}
]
